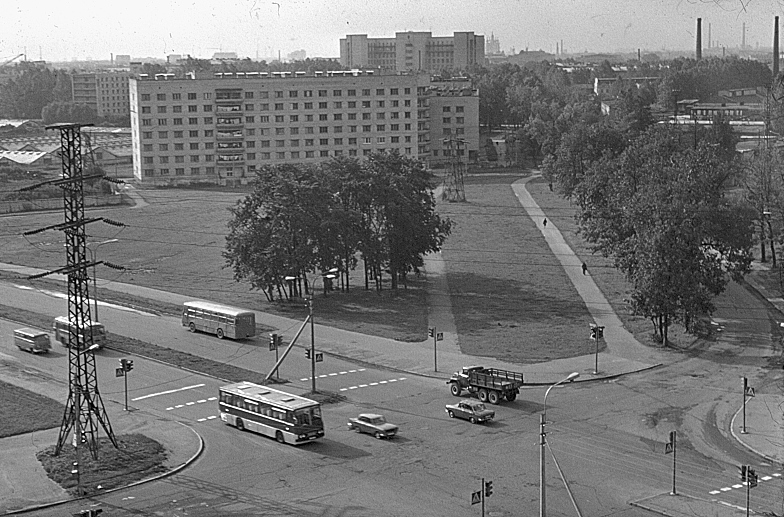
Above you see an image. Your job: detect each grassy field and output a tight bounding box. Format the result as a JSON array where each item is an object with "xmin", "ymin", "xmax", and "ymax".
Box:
[{"xmin": 0, "ymin": 380, "xmax": 63, "ymax": 438}]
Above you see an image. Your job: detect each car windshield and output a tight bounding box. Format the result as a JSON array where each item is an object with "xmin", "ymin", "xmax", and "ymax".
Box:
[
  {"xmin": 370, "ymin": 416, "xmax": 386, "ymax": 424},
  {"xmin": 471, "ymin": 403, "xmax": 486, "ymax": 411}
]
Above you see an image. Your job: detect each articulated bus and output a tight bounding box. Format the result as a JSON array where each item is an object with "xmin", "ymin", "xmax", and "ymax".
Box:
[
  {"xmin": 181, "ymin": 301, "xmax": 256, "ymax": 340},
  {"xmin": 218, "ymin": 382, "xmax": 325, "ymax": 445}
]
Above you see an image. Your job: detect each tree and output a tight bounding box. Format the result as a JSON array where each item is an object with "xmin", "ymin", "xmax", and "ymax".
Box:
[
  {"xmin": 41, "ymin": 101, "xmax": 97, "ymax": 125},
  {"xmin": 0, "ymin": 62, "xmax": 59, "ymax": 118}
]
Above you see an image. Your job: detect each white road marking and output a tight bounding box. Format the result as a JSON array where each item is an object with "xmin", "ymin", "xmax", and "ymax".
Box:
[
  {"xmin": 196, "ymin": 415, "xmax": 219, "ymax": 422},
  {"xmin": 132, "ymin": 383, "xmax": 205, "ymax": 401},
  {"xmin": 762, "ymin": 475, "xmax": 773, "ymax": 481},
  {"xmin": 720, "ymin": 487, "xmax": 732, "ymax": 492},
  {"xmin": 299, "ymin": 368, "xmax": 366, "ymax": 381},
  {"xmin": 731, "ymin": 484, "xmax": 742, "ymax": 489},
  {"xmin": 340, "ymin": 378, "xmax": 408, "ymax": 392},
  {"xmin": 709, "ymin": 490, "xmax": 720, "ymax": 495}
]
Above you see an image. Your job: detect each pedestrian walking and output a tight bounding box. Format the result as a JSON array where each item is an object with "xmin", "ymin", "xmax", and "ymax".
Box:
[
  {"xmin": 582, "ymin": 262, "xmax": 588, "ymax": 275},
  {"xmin": 543, "ymin": 218, "xmax": 547, "ymax": 227}
]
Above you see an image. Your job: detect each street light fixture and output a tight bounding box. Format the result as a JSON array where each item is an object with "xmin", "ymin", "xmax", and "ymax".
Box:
[
  {"xmin": 541, "ymin": 372, "xmax": 579, "ymax": 517},
  {"xmin": 86, "ymin": 239, "xmax": 119, "ymax": 322}
]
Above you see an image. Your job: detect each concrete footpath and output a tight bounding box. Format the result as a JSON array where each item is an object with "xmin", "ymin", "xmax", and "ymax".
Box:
[{"xmin": 0, "ymin": 175, "xmax": 781, "ymax": 514}]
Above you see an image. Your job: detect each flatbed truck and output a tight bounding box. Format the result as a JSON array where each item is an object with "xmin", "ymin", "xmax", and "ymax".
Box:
[{"xmin": 447, "ymin": 366, "xmax": 524, "ymax": 404}]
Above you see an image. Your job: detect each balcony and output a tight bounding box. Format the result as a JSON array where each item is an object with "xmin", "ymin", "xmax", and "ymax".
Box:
[
  {"xmin": 215, "ymin": 89, "xmax": 243, "ymax": 103},
  {"xmin": 217, "ymin": 154, "xmax": 245, "ymax": 163},
  {"xmin": 216, "ymin": 117, "xmax": 243, "ymax": 129},
  {"xmin": 216, "ymin": 104, "xmax": 243, "ymax": 113},
  {"xmin": 217, "ymin": 142, "xmax": 244, "ymax": 153},
  {"xmin": 216, "ymin": 129, "xmax": 244, "ymax": 139}
]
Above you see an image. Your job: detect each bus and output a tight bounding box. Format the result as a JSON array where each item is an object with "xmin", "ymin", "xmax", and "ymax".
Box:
[
  {"xmin": 218, "ymin": 382, "xmax": 325, "ymax": 445},
  {"xmin": 52, "ymin": 316, "xmax": 107, "ymax": 349},
  {"xmin": 181, "ymin": 301, "xmax": 256, "ymax": 340}
]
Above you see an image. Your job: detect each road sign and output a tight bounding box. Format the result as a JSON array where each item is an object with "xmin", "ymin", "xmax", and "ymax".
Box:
[
  {"xmin": 664, "ymin": 442, "xmax": 673, "ymax": 454},
  {"xmin": 745, "ymin": 386, "xmax": 755, "ymax": 397},
  {"xmin": 471, "ymin": 490, "xmax": 481, "ymax": 505},
  {"xmin": 436, "ymin": 332, "xmax": 444, "ymax": 341},
  {"xmin": 115, "ymin": 368, "xmax": 125, "ymax": 378},
  {"xmin": 315, "ymin": 352, "xmax": 323, "ymax": 362}
]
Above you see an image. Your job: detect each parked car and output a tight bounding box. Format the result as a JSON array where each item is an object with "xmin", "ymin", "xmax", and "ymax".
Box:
[
  {"xmin": 445, "ymin": 399, "xmax": 495, "ymax": 424},
  {"xmin": 347, "ymin": 413, "xmax": 399, "ymax": 439}
]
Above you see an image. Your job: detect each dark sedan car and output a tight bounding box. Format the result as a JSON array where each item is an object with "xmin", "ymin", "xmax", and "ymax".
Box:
[
  {"xmin": 347, "ymin": 413, "xmax": 399, "ymax": 439},
  {"xmin": 445, "ymin": 399, "xmax": 495, "ymax": 424}
]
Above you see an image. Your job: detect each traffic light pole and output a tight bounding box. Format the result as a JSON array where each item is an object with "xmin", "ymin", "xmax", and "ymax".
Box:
[
  {"xmin": 480, "ymin": 477, "xmax": 485, "ymax": 517},
  {"xmin": 741, "ymin": 377, "xmax": 748, "ymax": 434},
  {"xmin": 309, "ymin": 298, "xmax": 316, "ymax": 394}
]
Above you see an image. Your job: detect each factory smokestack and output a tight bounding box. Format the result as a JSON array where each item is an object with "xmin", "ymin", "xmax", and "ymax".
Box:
[
  {"xmin": 742, "ymin": 22, "xmax": 746, "ymax": 48},
  {"xmin": 775, "ymin": 16, "xmax": 780, "ymax": 78},
  {"xmin": 696, "ymin": 18, "xmax": 702, "ymax": 60},
  {"xmin": 708, "ymin": 23, "xmax": 711, "ymax": 49}
]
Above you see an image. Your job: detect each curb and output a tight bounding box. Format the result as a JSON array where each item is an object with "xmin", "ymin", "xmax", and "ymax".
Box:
[
  {"xmin": 5, "ymin": 422, "xmax": 204, "ymax": 515},
  {"xmin": 729, "ymin": 403, "xmax": 780, "ymax": 465}
]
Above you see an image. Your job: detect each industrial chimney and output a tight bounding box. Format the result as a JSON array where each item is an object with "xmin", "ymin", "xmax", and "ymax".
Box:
[
  {"xmin": 775, "ymin": 16, "xmax": 780, "ymax": 78},
  {"xmin": 696, "ymin": 18, "xmax": 702, "ymax": 60}
]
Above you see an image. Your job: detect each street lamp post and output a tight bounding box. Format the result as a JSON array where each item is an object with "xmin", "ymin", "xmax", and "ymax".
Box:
[
  {"xmin": 541, "ymin": 372, "xmax": 579, "ymax": 517},
  {"xmin": 87, "ymin": 239, "xmax": 118, "ymax": 322}
]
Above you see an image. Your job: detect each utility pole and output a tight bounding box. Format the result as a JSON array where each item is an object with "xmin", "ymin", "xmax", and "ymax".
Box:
[
  {"xmin": 540, "ymin": 413, "xmax": 546, "ymax": 517},
  {"xmin": 441, "ymin": 136, "xmax": 466, "ymax": 202},
  {"xmin": 308, "ymin": 297, "xmax": 316, "ymax": 394}
]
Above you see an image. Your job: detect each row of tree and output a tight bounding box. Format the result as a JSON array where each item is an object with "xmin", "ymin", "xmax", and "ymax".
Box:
[{"xmin": 223, "ymin": 154, "xmax": 452, "ymax": 300}]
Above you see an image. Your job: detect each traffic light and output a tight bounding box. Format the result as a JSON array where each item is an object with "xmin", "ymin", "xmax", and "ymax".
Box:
[
  {"xmin": 71, "ymin": 461, "xmax": 79, "ymax": 478},
  {"xmin": 739, "ymin": 464, "xmax": 748, "ymax": 482},
  {"xmin": 590, "ymin": 325, "xmax": 605, "ymax": 340},
  {"xmin": 276, "ymin": 334, "xmax": 283, "ymax": 348},
  {"xmin": 484, "ymin": 480, "xmax": 493, "ymax": 497},
  {"xmin": 119, "ymin": 358, "xmax": 134, "ymax": 372},
  {"xmin": 305, "ymin": 348, "xmax": 311, "ymax": 359},
  {"xmin": 748, "ymin": 468, "xmax": 758, "ymax": 487},
  {"xmin": 428, "ymin": 327, "xmax": 435, "ymax": 338},
  {"xmin": 269, "ymin": 333, "xmax": 278, "ymax": 350}
]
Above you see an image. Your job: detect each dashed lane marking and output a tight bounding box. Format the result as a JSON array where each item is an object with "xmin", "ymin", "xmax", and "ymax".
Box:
[
  {"xmin": 166, "ymin": 396, "xmax": 217, "ymax": 411},
  {"xmin": 196, "ymin": 415, "xmax": 219, "ymax": 422},
  {"xmin": 132, "ymin": 384, "xmax": 206, "ymax": 401},
  {"xmin": 300, "ymin": 368, "xmax": 365, "ymax": 381},
  {"xmin": 340, "ymin": 378, "xmax": 407, "ymax": 392}
]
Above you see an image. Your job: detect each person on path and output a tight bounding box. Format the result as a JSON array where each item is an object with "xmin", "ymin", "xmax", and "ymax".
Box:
[
  {"xmin": 582, "ymin": 262, "xmax": 588, "ymax": 275},
  {"xmin": 543, "ymin": 218, "xmax": 547, "ymax": 227}
]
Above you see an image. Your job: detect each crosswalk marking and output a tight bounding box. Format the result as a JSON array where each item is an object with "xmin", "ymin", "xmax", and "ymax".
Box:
[
  {"xmin": 340, "ymin": 377, "xmax": 407, "ymax": 392},
  {"xmin": 300, "ymin": 368, "xmax": 365, "ymax": 381},
  {"xmin": 166, "ymin": 396, "xmax": 217, "ymax": 411},
  {"xmin": 710, "ymin": 470, "xmax": 781, "ymax": 495}
]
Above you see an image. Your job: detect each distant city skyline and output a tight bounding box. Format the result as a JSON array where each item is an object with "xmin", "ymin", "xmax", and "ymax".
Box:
[{"xmin": 2, "ymin": 0, "xmax": 782, "ymax": 63}]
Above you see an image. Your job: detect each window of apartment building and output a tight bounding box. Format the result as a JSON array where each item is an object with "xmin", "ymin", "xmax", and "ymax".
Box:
[
  {"xmin": 260, "ymin": 152, "xmax": 270, "ymax": 160},
  {"xmin": 143, "ymin": 144, "xmax": 153, "ymax": 151},
  {"xmin": 443, "ymin": 128, "xmax": 452, "ymax": 136},
  {"xmin": 258, "ymin": 91, "xmax": 269, "ymax": 99},
  {"xmin": 404, "ymin": 99, "xmax": 411, "ymax": 107},
  {"xmin": 456, "ymin": 117, "xmax": 464, "ymax": 124},
  {"xmin": 173, "ymin": 106, "xmax": 182, "ymax": 113},
  {"xmin": 274, "ymin": 91, "xmax": 284, "ymax": 98},
  {"xmin": 260, "ymin": 116, "xmax": 270, "ymax": 123},
  {"xmin": 362, "ymin": 113, "xmax": 371, "ymax": 120},
  {"xmin": 319, "ymin": 150, "xmax": 329, "ymax": 157},
  {"xmin": 390, "ymin": 88, "xmax": 398, "ymax": 95},
  {"xmin": 318, "ymin": 90, "xmax": 327, "ymax": 97},
  {"xmin": 346, "ymin": 113, "xmax": 357, "ymax": 121},
  {"xmin": 362, "ymin": 125, "xmax": 371, "ymax": 132},
  {"xmin": 332, "ymin": 101, "xmax": 342, "ymax": 109},
  {"xmin": 245, "ymin": 129, "xmax": 254, "ymax": 136},
  {"xmin": 377, "ymin": 113, "xmax": 385, "ymax": 120},
  {"xmin": 275, "ymin": 127, "xmax": 285, "ymax": 135},
  {"xmin": 189, "ymin": 142, "xmax": 199, "ymax": 150},
  {"xmin": 443, "ymin": 106, "xmax": 451, "ymax": 112},
  {"xmin": 174, "ymin": 143, "xmax": 184, "ymax": 150},
  {"xmin": 141, "ymin": 94, "xmax": 151, "ymax": 101},
  {"xmin": 346, "ymin": 101, "xmax": 356, "ymax": 109},
  {"xmin": 203, "ymin": 93, "xmax": 212, "ymax": 100},
  {"xmin": 304, "ymin": 102, "xmax": 313, "ymax": 109},
  {"xmin": 390, "ymin": 112, "xmax": 400, "ymax": 119},
  {"xmin": 391, "ymin": 136, "xmax": 400, "ymax": 143},
  {"xmin": 275, "ymin": 103, "xmax": 284, "ymax": 110},
  {"xmin": 306, "ymin": 114, "xmax": 314, "ymax": 121},
  {"xmin": 205, "ymin": 155, "xmax": 214, "ymax": 162},
  {"xmin": 456, "ymin": 127, "xmax": 465, "ymax": 135},
  {"xmin": 377, "ymin": 100, "xmax": 385, "ymax": 108},
  {"xmin": 303, "ymin": 150, "xmax": 313, "ymax": 158},
  {"xmin": 443, "ymin": 117, "xmax": 451, "ymax": 124},
  {"xmin": 289, "ymin": 139, "xmax": 299, "ymax": 147},
  {"xmin": 291, "ymin": 103, "xmax": 298, "ymax": 110},
  {"xmin": 190, "ymin": 155, "xmax": 200, "ymax": 162},
  {"xmin": 276, "ymin": 140, "xmax": 285, "ymax": 147},
  {"xmin": 319, "ymin": 138, "xmax": 328, "ymax": 145},
  {"xmin": 303, "ymin": 90, "xmax": 313, "ymax": 97},
  {"xmin": 158, "ymin": 131, "xmax": 168, "ymax": 138},
  {"xmin": 276, "ymin": 152, "xmax": 285, "ymax": 159},
  {"xmin": 261, "ymin": 140, "xmax": 270, "ymax": 148},
  {"xmin": 186, "ymin": 130, "xmax": 197, "ymax": 137},
  {"xmin": 305, "ymin": 139, "xmax": 314, "ymax": 146},
  {"xmin": 456, "ymin": 106, "xmax": 464, "ymax": 113},
  {"xmin": 173, "ymin": 118, "xmax": 183, "ymax": 125},
  {"xmin": 392, "ymin": 100, "xmax": 399, "ymax": 107},
  {"xmin": 362, "ymin": 89, "xmax": 371, "ymax": 96},
  {"xmin": 344, "ymin": 89, "xmax": 355, "ymax": 96},
  {"xmin": 319, "ymin": 114, "xmax": 328, "ymax": 121},
  {"xmin": 204, "ymin": 142, "xmax": 214, "ymax": 149},
  {"xmin": 332, "ymin": 138, "xmax": 342, "ymax": 145},
  {"xmin": 362, "ymin": 100, "xmax": 371, "ymax": 108},
  {"xmin": 142, "ymin": 119, "xmax": 152, "ymax": 126},
  {"xmin": 245, "ymin": 116, "xmax": 255, "ymax": 123},
  {"xmin": 143, "ymin": 157, "xmax": 154, "ymax": 164},
  {"xmin": 275, "ymin": 115, "xmax": 284, "ymax": 123},
  {"xmin": 404, "ymin": 112, "xmax": 412, "ymax": 119},
  {"xmin": 204, "ymin": 117, "xmax": 213, "ymax": 124},
  {"xmin": 203, "ymin": 105, "xmax": 212, "ymax": 112},
  {"xmin": 191, "ymin": 167, "xmax": 200, "ymax": 175},
  {"xmin": 188, "ymin": 93, "xmax": 197, "ymax": 100},
  {"xmin": 286, "ymin": 127, "xmax": 297, "ymax": 135},
  {"xmin": 175, "ymin": 156, "xmax": 184, "ymax": 163},
  {"xmin": 376, "ymin": 137, "xmax": 386, "ymax": 144},
  {"xmin": 259, "ymin": 103, "xmax": 269, "ymax": 110},
  {"xmin": 377, "ymin": 125, "xmax": 386, "ymax": 131},
  {"xmin": 188, "ymin": 117, "xmax": 198, "ymax": 124},
  {"xmin": 141, "ymin": 106, "xmax": 151, "ymax": 114},
  {"xmin": 158, "ymin": 118, "xmax": 167, "ymax": 125},
  {"xmin": 317, "ymin": 101, "xmax": 327, "ymax": 109},
  {"xmin": 245, "ymin": 104, "xmax": 254, "ymax": 111},
  {"xmin": 157, "ymin": 94, "xmax": 166, "ymax": 101},
  {"xmin": 333, "ymin": 89, "xmax": 343, "ymax": 96},
  {"xmin": 247, "ymin": 153, "xmax": 255, "ymax": 160},
  {"xmin": 143, "ymin": 131, "xmax": 153, "ymax": 139},
  {"xmin": 405, "ymin": 123, "xmax": 411, "ymax": 131},
  {"xmin": 363, "ymin": 137, "xmax": 372, "ymax": 144},
  {"xmin": 288, "ymin": 90, "xmax": 298, "ymax": 98},
  {"xmin": 159, "ymin": 156, "xmax": 169, "ymax": 163},
  {"xmin": 391, "ymin": 124, "xmax": 399, "ymax": 131},
  {"xmin": 375, "ymin": 88, "xmax": 384, "ymax": 96},
  {"xmin": 159, "ymin": 168, "xmax": 169, "ymax": 175}
]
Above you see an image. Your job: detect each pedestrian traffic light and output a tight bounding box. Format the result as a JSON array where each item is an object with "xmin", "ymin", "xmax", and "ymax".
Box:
[
  {"xmin": 484, "ymin": 480, "xmax": 493, "ymax": 497},
  {"xmin": 428, "ymin": 327, "xmax": 435, "ymax": 338},
  {"xmin": 305, "ymin": 349, "xmax": 311, "ymax": 359},
  {"xmin": 739, "ymin": 464, "xmax": 748, "ymax": 482}
]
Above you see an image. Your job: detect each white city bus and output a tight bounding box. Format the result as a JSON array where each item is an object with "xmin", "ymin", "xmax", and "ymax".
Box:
[
  {"xmin": 181, "ymin": 301, "xmax": 256, "ymax": 339},
  {"xmin": 218, "ymin": 382, "xmax": 325, "ymax": 445},
  {"xmin": 52, "ymin": 316, "xmax": 107, "ymax": 349}
]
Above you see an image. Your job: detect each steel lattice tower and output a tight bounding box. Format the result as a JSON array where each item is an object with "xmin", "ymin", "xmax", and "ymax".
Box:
[
  {"xmin": 441, "ymin": 137, "xmax": 466, "ymax": 202},
  {"xmin": 48, "ymin": 123, "xmax": 117, "ymax": 458}
]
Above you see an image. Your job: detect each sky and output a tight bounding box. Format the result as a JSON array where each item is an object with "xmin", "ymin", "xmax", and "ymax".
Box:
[{"xmin": 2, "ymin": 0, "xmax": 783, "ymax": 63}]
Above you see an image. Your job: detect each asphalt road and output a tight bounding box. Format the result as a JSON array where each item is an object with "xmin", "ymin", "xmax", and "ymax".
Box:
[{"xmin": 2, "ymin": 278, "xmax": 782, "ymax": 516}]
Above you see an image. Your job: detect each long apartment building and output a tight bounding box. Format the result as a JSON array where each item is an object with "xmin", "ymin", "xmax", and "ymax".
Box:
[
  {"xmin": 340, "ymin": 32, "xmax": 485, "ymax": 72},
  {"xmin": 72, "ymin": 71, "xmax": 132, "ymax": 118},
  {"xmin": 130, "ymin": 71, "xmax": 479, "ymax": 186}
]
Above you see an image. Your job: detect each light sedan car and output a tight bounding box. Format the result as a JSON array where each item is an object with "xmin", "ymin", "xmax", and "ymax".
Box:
[
  {"xmin": 445, "ymin": 399, "xmax": 495, "ymax": 424},
  {"xmin": 347, "ymin": 413, "xmax": 399, "ymax": 439}
]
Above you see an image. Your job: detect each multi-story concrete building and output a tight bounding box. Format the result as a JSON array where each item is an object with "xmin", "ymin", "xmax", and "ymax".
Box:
[
  {"xmin": 71, "ymin": 71, "xmax": 132, "ymax": 118},
  {"xmin": 340, "ymin": 32, "xmax": 485, "ymax": 72},
  {"xmin": 129, "ymin": 71, "xmax": 479, "ymax": 185}
]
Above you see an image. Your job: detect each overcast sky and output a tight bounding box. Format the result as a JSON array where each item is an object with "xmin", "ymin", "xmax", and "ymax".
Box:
[{"xmin": 2, "ymin": 0, "xmax": 782, "ymax": 62}]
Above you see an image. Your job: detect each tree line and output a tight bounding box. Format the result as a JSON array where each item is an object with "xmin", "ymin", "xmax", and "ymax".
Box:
[{"xmin": 223, "ymin": 153, "xmax": 452, "ymax": 301}]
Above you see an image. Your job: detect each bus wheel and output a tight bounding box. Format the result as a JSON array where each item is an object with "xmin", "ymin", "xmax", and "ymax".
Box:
[
  {"xmin": 188, "ymin": 323, "xmax": 196, "ymax": 333},
  {"xmin": 216, "ymin": 328, "xmax": 224, "ymax": 339},
  {"xmin": 276, "ymin": 431, "xmax": 285, "ymax": 444},
  {"xmin": 236, "ymin": 418, "xmax": 244, "ymax": 431}
]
